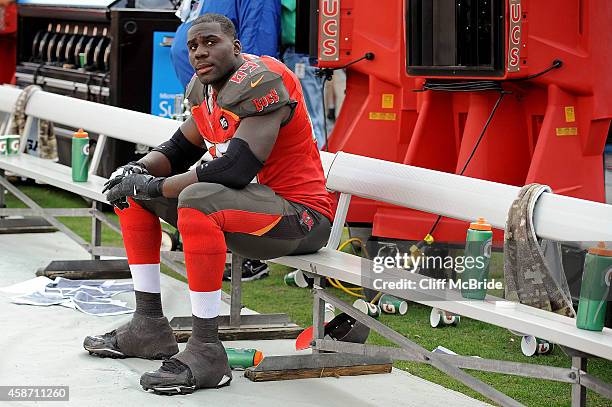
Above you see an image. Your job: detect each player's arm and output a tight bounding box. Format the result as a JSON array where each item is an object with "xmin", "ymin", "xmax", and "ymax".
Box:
[
  {"xmin": 160, "ymin": 105, "xmax": 290, "ymax": 198},
  {"xmin": 138, "ymin": 116, "xmax": 205, "ymax": 177},
  {"xmin": 104, "ymin": 67, "xmax": 293, "ymax": 205},
  {"xmin": 103, "ymin": 116, "xmax": 205, "ymax": 206}
]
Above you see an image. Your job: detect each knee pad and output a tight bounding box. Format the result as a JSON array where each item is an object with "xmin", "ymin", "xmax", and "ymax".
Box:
[{"xmin": 116, "ymin": 198, "xmax": 161, "ymax": 264}]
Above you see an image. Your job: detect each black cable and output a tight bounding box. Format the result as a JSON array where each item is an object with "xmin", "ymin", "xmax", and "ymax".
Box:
[
  {"xmin": 317, "ymin": 57, "xmax": 559, "ymax": 244},
  {"xmin": 424, "ymin": 91, "xmax": 506, "ymax": 241},
  {"xmin": 321, "ymin": 77, "xmax": 329, "ymax": 151},
  {"xmin": 340, "ymin": 52, "xmax": 375, "ymax": 70},
  {"xmin": 417, "ymin": 59, "xmax": 562, "ymax": 242},
  {"xmin": 315, "ymin": 53, "xmax": 375, "ymax": 80},
  {"xmin": 315, "ymin": 53, "xmax": 375, "ymax": 151},
  {"xmin": 505, "ymin": 59, "xmax": 563, "ymax": 81},
  {"xmin": 422, "ymin": 80, "xmax": 502, "ymax": 92},
  {"xmin": 420, "ymin": 60, "xmax": 563, "ymax": 93},
  {"xmin": 458, "ymin": 93, "xmax": 506, "ymax": 174}
]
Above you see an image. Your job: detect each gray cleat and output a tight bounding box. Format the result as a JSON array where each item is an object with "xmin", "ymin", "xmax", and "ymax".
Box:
[
  {"xmin": 140, "ymin": 337, "xmax": 232, "ymax": 395},
  {"xmin": 83, "ymin": 328, "xmax": 125, "ymax": 358},
  {"xmin": 83, "ymin": 313, "xmax": 179, "ymax": 360}
]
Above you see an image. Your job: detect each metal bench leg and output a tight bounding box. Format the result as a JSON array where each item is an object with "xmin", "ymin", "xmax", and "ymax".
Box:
[
  {"xmin": 0, "ymin": 176, "xmax": 87, "ymax": 246},
  {"xmin": 230, "ymin": 253, "xmax": 243, "ymax": 328},
  {"xmin": 312, "ymin": 275, "xmax": 326, "ymax": 354},
  {"xmin": 0, "ymin": 169, "xmax": 5, "ymax": 211},
  {"xmin": 0, "ymin": 171, "xmax": 57, "ymax": 232},
  {"xmin": 91, "ymin": 201, "xmax": 102, "ymax": 260},
  {"xmin": 0, "ymin": 177, "xmax": 130, "ymax": 279},
  {"xmin": 571, "ymin": 356, "xmax": 587, "ymax": 407},
  {"xmin": 169, "ymin": 253, "xmax": 303, "ymax": 341}
]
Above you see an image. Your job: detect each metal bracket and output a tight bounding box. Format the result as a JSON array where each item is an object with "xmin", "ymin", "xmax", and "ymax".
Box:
[
  {"xmin": 316, "ymin": 289, "xmax": 526, "ymax": 407},
  {"xmin": 170, "ymin": 313, "xmax": 302, "ymax": 342},
  {"xmin": 171, "ymin": 252, "xmax": 302, "ymax": 341},
  {"xmin": 305, "ymin": 288, "xmax": 611, "ymax": 407}
]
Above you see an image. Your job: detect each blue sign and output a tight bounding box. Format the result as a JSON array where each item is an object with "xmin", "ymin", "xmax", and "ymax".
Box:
[{"xmin": 150, "ymin": 31, "xmax": 184, "ymax": 118}]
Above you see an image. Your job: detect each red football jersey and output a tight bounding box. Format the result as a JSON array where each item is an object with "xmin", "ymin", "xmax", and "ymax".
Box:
[{"xmin": 186, "ymin": 55, "xmax": 334, "ymax": 221}]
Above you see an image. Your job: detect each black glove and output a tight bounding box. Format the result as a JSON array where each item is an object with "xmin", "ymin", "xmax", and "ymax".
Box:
[
  {"xmin": 104, "ymin": 161, "xmax": 149, "ymax": 193},
  {"xmin": 104, "ymin": 173, "xmax": 165, "ymax": 209}
]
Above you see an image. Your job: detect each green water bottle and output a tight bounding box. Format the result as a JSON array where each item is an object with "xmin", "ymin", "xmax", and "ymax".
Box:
[
  {"xmin": 71, "ymin": 128, "xmax": 90, "ymax": 182},
  {"xmin": 576, "ymin": 242, "xmax": 612, "ymax": 331},
  {"xmin": 225, "ymin": 348, "xmax": 264, "ymax": 369},
  {"xmin": 461, "ymin": 217, "xmax": 493, "ymax": 300}
]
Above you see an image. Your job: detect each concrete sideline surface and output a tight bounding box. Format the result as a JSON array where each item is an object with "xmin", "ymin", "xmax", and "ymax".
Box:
[{"xmin": 0, "ymin": 232, "xmax": 491, "ymax": 407}]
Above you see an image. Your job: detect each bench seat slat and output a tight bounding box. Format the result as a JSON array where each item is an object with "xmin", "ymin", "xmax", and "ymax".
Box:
[
  {"xmin": 319, "ymin": 151, "xmax": 335, "ymax": 178},
  {"xmin": 24, "ymin": 91, "xmax": 179, "ymax": 147},
  {"xmin": 273, "ymin": 248, "xmax": 612, "ymax": 360},
  {"xmin": 0, "ymin": 86, "xmax": 22, "ymax": 114},
  {"xmin": 0, "ymin": 154, "xmax": 106, "ymax": 202},
  {"xmin": 327, "ymin": 152, "xmax": 612, "ymax": 242}
]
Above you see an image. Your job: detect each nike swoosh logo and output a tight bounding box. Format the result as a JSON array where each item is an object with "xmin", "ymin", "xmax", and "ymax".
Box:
[{"xmin": 250, "ymin": 75, "xmax": 264, "ymax": 88}]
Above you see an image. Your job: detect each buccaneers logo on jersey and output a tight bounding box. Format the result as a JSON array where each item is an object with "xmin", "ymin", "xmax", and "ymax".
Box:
[{"xmin": 219, "ymin": 116, "xmax": 229, "ymax": 130}]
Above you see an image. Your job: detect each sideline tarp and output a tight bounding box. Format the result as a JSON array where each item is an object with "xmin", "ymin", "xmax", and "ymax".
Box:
[{"xmin": 0, "ymin": 232, "xmax": 490, "ymax": 406}]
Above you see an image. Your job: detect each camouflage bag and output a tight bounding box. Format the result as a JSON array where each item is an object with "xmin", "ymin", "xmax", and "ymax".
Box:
[
  {"xmin": 8, "ymin": 85, "xmax": 58, "ymax": 160},
  {"xmin": 504, "ymin": 183, "xmax": 575, "ymax": 317}
]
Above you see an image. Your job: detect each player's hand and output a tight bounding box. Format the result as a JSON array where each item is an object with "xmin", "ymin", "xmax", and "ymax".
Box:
[
  {"xmin": 105, "ymin": 173, "xmax": 165, "ymax": 208},
  {"xmin": 103, "ymin": 161, "xmax": 148, "ymax": 194}
]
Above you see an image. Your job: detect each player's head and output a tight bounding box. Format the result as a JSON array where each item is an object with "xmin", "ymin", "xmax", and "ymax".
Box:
[{"xmin": 187, "ymin": 14, "xmax": 242, "ymax": 87}]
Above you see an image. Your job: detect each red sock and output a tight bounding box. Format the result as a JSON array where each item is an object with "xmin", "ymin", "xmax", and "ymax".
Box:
[
  {"xmin": 115, "ymin": 198, "xmax": 161, "ymax": 264},
  {"xmin": 178, "ymin": 207, "xmax": 226, "ymax": 292}
]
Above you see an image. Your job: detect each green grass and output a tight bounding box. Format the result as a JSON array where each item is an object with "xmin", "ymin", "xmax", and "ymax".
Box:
[{"xmin": 4, "ymin": 182, "xmax": 612, "ymax": 407}]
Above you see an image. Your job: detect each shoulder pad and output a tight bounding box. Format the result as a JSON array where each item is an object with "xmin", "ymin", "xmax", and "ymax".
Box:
[
  {"xmin": 218, "ymin": 59, "xmax": 291, "ymax": 119},
  {"xmin": 185, "ymin": 75, "xmax": 205, "ymax": 107}
]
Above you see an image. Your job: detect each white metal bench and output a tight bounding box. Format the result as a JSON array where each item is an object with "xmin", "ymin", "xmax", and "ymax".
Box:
[
  {"xmin": 271, "ymin": 152, "xmax": 612, "ymax": 407},
  {"xmin": 0, "ymin": 85, "xmax": 183, "ymax": 266},
  {"xmin": 2, "ymin": 85, "xmax": 612, "ymax": 406}
]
